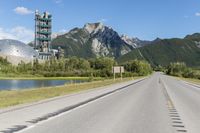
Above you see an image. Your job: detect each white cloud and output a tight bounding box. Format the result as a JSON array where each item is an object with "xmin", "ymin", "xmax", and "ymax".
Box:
[
  {"xmin": 0, "ymin": 28, "xmax": 16, "ymax": 40},
  {"xmin": 54, "ymin": 0, "xmax": 62, "ymax": 4},
  {"xmin": 14, "ymin": 7, "xmax": 33, "ymax": 15},
  {"xmin": 98, "ymin": 18, "xmax": 108, "ymax": 23},
  {"xmin": 0, "ymin": 26, "xmax": 34, "ymax": 43},
  {"xmin": 59, "ymin": 29, "xmax": 68, "ymax": 33},
  {"xmin": 195, "ymin": 12, "xmax": 200, "ymax": 17}
]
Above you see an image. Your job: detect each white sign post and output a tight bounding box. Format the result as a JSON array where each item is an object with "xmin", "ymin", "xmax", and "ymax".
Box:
[{"xmin": 112, "ymin": 66, "xmax": 124, "ymax": 80}]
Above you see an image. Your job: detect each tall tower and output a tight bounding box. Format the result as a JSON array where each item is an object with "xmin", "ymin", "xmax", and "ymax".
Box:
[{"xmin": 35, "ymin": 10, "xmax": 52, "ymax": 60}]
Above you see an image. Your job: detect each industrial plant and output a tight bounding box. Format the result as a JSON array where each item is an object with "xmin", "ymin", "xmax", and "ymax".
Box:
[
  {"xmin": 0, "ymin": 10, "xmax": 62, "ymax": 65},
  {"xmin": 0, "ymin": 39, "xmax": 39, "ymax": 65},
  {"xmin": 35, "ymin": 10, "xmax": 53, "ymax": 60}
]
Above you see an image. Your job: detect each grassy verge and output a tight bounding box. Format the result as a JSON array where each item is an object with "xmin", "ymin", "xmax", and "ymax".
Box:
[
  {"xmin": 0, "ymin": 72, "xmax": 103, "ymax": 80},
  {"xmin": 0, "ymin": 73, "xmax": 42, "ymax": 78},
  {"xmin": 0, "ymin": 77, "xmax": 141, "ymax": 109},
  {"xmin": 0, "ymin": 76, "xmax": 102, "ymax": 80},
  {"xmin": 177, "ymin": 77, "xmax": 200, "ymax": 85}
]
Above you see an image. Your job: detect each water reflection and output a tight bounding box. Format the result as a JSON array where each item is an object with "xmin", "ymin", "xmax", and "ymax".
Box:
[{"xmin": 0, "ymin": 79, "xmax": 86, "ymax": 90}]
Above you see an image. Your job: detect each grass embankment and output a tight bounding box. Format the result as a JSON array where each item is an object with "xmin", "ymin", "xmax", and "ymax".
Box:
[
  {"xmin": 178, "ymin": 77, "xmax": 200, "ymax": 85},
  {"xmin": 0, "ymin": 77, "xmax": 139, "ymax": 109},
  {"xmin": 0, "ymin": 76, "xmax": 101, "ymax": 80},
  {"xmin": 0, "ymin": 72, "xmax": 101, "ymax": 80},
  {"xmin": 0, "ymin": 73, "xmax": 42, "ymax": 78}
]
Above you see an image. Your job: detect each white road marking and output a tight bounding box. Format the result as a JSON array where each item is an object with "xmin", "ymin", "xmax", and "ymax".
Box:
[{"xmin": 16, "ymin": 89, "xmax": 120, "ymax": 133}]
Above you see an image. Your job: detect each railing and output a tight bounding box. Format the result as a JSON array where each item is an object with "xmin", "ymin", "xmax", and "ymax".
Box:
[
  {"xmin": 37, "ymin": 31, "xmax": 51, "ymax": 35},
  {"xmin": 37, "ymin": 25, "xmax": 51, "ymax": 28},
  {"xmin": 37, "ymin": 38, "xmax": 51, "ymax": 41},
  {"xmin": 38, "ymin": 18, "xmax": 51, "ymax": 21}
]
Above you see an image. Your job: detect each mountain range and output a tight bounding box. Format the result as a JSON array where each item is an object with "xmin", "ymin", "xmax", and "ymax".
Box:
[
  {"xmin": 117, "ymin": 35, "xmax": 200, "ymax": 67},
  {"xmin": 32, "ymin": 22, "xmax": 200, "ymax": 67},
  {"xmin": 51, "ymin": 22, "xmax": 151, "ymax": 58}
]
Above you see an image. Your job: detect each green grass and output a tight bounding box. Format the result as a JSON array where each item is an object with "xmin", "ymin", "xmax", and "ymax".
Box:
[
  {"xmin": 178, "ymin": 77, "xmax": 200, "ymax": 85},
  {"xmin": 0, "ymin": 72, "xmax": 103, "ymax": 80},
  {"xmin": 0, "ymin": 76, "xmax": 102, "ymax": 80},
  {"xmin": 0, "ymin": 72, "xmax": 42, "ymax": 78},
  {"xmin": 0, "ymin": 77, "xmax": 141, "ymax": 109}
]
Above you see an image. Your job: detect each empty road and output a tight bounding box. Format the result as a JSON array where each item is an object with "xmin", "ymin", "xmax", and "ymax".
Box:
[{"xmin": 1, "ymin": 73, "xmax": 200, "ymax": 133}]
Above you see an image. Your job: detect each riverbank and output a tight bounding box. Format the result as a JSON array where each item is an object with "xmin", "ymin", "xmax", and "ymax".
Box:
[
  {"xmin": 0, "ymin": 77, "xmax": 141, "ymax": 109},
  {"xmin": 0, "ymin": 72, "xmax": 103, "ymax": 80},
  {"xmin": 0, "ymin": 75, "xmax": 102, "ymax": 80}
]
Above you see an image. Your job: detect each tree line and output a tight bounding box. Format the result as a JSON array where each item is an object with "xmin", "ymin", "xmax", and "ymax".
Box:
[
  {"xmin": 166, "ymin": 62, "xmax": 200, "ymax": 79},
  {"xmin": 0, "ymin": 57, "xmax": 152, "ymax": 78}
]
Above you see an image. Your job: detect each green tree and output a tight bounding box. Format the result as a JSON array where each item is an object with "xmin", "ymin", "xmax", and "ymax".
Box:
[
  {"xmin": 166, "ymin": 62, "xmax": 187, "ymax": 77},
  {"xmin": 123, "ymin": 60, "xmax": 152, "ymax": 76}
]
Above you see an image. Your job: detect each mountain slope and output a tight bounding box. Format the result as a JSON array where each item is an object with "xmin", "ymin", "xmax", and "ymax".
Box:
[
  {"xmin": 34, "ymin": 22, "xmax": 200, "ymax": 67},
  {"xmin": 51, "ymin": 23, "xmax": 144, "ymax": 58},
  {"xmin": 51, "ymin": 27, "xmax": 95, "ymax": 58},
  {"xmin": 121, "ymin": 35, "xmax": 151, "ymax": 48},
  {"xmin": 117, "ymin": 36, "xmax": 200, "ymax": 67}
]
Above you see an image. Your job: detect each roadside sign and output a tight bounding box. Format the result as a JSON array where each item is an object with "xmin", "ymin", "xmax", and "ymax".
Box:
[
  {"xmin": 112, "ymin": 66, "xmax": 124, "ymax": 73},
  {"xmin": 112, "ymin": 66, "xmax": 124, "ymax": 80}
]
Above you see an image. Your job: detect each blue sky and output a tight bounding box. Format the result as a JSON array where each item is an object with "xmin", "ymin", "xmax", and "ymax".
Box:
[{"xmin": 0, "ymin": 0, "xmax": 200, "ymax": 43}]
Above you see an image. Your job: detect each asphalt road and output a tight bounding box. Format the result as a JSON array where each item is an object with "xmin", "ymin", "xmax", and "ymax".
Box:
[{"xmin": 2, "ymin": 73, "xmax": 199, "ymax": 133}]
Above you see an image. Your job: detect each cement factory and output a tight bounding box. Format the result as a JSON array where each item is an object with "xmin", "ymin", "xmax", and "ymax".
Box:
[
  {"xmin": 0, "ymin": 10, "xmax": 61, "ymax": 65},
  {"xmin": 35, "ymin": 10, "xmax": 53, "ymax": 60}
]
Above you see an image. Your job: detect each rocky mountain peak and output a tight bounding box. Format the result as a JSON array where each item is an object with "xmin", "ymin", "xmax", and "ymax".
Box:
[
  {"xmin": 84, "ymin": 22, "xmax": 105, "ymax": 34},
  {"xmin": 121, "ymin": 34, "xmax": 140, "ymax": 48},
  {"xmin": 51, "ymin": 22, "xmax": 151, "ymax": 58}
]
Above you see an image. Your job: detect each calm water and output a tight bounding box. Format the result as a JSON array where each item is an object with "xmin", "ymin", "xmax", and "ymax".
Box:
[{"xmin": 0, "ymin": 79, "xmax": 87, "ymax": 90}]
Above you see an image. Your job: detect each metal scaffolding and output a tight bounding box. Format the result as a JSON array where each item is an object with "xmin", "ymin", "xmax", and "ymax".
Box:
[{"xmin": 35, "ymin": 10, "xmax": 52, "ymax": 60}]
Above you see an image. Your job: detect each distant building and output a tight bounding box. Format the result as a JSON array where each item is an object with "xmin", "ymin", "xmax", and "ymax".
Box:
[
  {"xmin": 55, "ymin": 47, "xmax": 65, "ymax": 59},
  {"xmin": 0, "ymin": 39, "xmax": 38, "ymax": 65},
  {"xmin": 0, "ymin": 10, "xmax": 59, "ymax": 65},
  {"xmin": 35, "ymin": 10, "xmax": 52, "ymax": 60}
]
